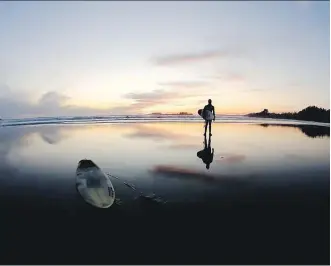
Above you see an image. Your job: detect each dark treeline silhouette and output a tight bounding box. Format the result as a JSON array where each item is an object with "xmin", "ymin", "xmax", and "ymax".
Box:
[
  {"xmin": 248, "ymin": 106, "xmax": 330, "ymax": 123},
  {"xmin": 259, "ymin": 123, "xmax": 330, "ymax": 138}
]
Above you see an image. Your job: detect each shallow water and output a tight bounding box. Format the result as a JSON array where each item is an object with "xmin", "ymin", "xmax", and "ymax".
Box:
[
  {"xmin": 0, "ymin": 122, "xmax": 329, "ymax": 264},
  {"xmin": 0, "ymin": 122, "xmax": 328, "ymax": 201}
]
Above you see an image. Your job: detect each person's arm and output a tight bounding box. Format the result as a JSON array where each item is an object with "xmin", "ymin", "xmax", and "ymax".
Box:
[{"xmin": 213, "ymin": 106, "xmax": 216, "ymax": 121}]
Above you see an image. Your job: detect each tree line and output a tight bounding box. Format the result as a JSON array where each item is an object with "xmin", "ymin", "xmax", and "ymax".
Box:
[{"xmin": 247, "ymin": 106, "xmax": 330, "ymax": 123}]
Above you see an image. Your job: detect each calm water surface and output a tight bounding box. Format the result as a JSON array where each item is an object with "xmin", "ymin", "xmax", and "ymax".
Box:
[
  {"xmin": 1, "ymin": 123, "xmax": 329, "ymax": 200},
  {"xmin": 0, "ymin": 122, "xmax": 329, "ymax": 264}
]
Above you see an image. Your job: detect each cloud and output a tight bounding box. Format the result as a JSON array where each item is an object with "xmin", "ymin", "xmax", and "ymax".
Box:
[
  {"xmin": 195, "ymin": 99, "xmax": 209, "ymax": 105},
  {"xmin": 0, "ymin": 84, "xmax": 11, "ymax": 98},
  {"xmin": 0, "ymin": 79, "xmax": 215, "ymax": 118},
  {"xmin": 122, "ymin": 82, "xmax": 212, "ymax": 112},
  {"xmin": 124, "ymin": 89, "xmax": 179, "ymax": 103},
  {"xmin": 241, "ymin": 88, "xmax": 265, "ymax": 93},
  {"xmin": 38, "ymin": 91, "xmax": 69, "ymax": 107},
  {"xmin": 123, "ymin": 89, "xmax": 180, "ymax": 111},
  {"xmin": 211, "ymin": 72, "xmax": 246, "ymax": 83},
  {"xmin": 224, "ymin": 73, "xmax": 246, "ymax": 82},
  {"xmin": 33, "ymin": 91, "xmax": 101, "ymax": 117},
  {"xmin": 158, "ymin": 81, "xmax": 208, "ymax": 88},
  {"xmin": 0, "ymin": 89, "xmax": 152, "ymax": 117},
  {"xmin": 152, "ymin": 50, "xmax": 234, "ymax": 66},
  {"xmin": 0, "ymin": 86, "xmax": 130, "ymax": 118},
  {"xmin": 0, "ymin": 98, "xmax": 34, "ymax": 118}
]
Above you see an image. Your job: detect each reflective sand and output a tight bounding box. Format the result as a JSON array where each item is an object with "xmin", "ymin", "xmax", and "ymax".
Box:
[{"xmin": 0, "ymin": 122, "xmax": 329, "ymax": 264}]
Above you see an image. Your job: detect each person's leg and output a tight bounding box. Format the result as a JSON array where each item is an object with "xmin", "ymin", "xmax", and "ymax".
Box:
[
  {"xmin": 204, "ymin": 120, "xmax": 207, "ymax": 136},
  {"xmin": 209, "ymin": 121, "xmax": 212, "ymax": 136},
  {"xmin": 204, "ymin": 135, "xmax": 207, "ymax": 148}
]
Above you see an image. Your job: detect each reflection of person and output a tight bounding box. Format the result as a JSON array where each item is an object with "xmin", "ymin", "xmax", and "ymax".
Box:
[
  {"xmin": 203, "ymin": 99, "xmax": 215, "ymax": 136},
  {"xmin": 197, "ymin": 134, "xmax": 214, "ymax": 170}
]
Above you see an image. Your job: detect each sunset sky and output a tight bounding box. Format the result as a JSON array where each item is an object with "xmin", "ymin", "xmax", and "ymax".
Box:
[{"xmin": 0, "ymin": 1, "xmax": 329, "ymax": 118}]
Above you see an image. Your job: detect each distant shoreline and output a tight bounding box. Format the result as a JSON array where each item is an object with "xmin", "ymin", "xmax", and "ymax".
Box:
[
  {"xmin": 246, "ymin": 106, "xmax": 330, "ymax": 123},
  {"xmin": 149, "ymin": 112, "xmax": 193, "ymax": 116}
]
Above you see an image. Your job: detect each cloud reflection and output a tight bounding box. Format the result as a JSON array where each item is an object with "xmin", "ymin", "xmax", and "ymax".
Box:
[
  {"xmin": 151, "ymin": 165, "xmax": 248, "ymax": 186},
  {"xmin": 216, "ymin": 154, "xmax": 246, "ymax": 164},
  {"xmin": 168, "ymin": 143, "xmax": 200, "ymax": 150},
  {"xmin": 38, "ymin": 127, "xmax": 70, "ymax": 145},
  {"xmin": 124, "ymin": 124, "xmax": 196, "ymax": 142}
]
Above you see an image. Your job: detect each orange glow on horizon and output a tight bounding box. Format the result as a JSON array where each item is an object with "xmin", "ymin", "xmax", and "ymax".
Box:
[{"xmin": 68, "ymin": 96, "xmax": 307, "ymax": 116}]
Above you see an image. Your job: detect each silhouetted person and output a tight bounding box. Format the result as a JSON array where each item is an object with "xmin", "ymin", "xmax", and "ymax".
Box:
[
  {"xmin": 203, "ymin": 99, "xmax": 215, "ymax": 136},
  {"xmin": 197, "ymin": 134, "xmax": 214, "ymax": 170}
]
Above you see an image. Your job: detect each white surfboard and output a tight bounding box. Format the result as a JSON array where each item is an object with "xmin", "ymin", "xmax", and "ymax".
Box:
[
  {"xmin": 204, "ymin": 110, "xmax": 214, "ymax": 121},
  {"xmin": 198, "ymin": 109, "xmax": 214, "ymax": 121},
  {"xmin": 76, "ymin": 159, "xmax": 115, "ymax": 208}
]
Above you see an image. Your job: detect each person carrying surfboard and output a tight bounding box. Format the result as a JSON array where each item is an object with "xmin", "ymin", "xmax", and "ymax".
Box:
[{"xmin": 203, "ymin": 99, "xmax": 215, "ymax": 136}]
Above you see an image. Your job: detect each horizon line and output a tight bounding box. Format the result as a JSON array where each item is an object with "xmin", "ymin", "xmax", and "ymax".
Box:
[{"xmin": 1, "ymin": 113, "xmax": 248, "ymax": 120}]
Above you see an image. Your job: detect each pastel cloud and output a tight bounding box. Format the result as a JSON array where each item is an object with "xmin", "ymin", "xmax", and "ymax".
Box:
[
  {"xmin": 152, "ymin": 49, "xmax": 238, "ymax": 66},
  {"xmin": 158, "ymin": 81, "xmax": 209, "ymax": 88},
  {"xmin": 0, "ymin": 82, "xmax": 213, "ymax": 118},
  {"xmin": 210, "ymin": 72, "xmax": 246, "ymax": 83},
  {"xmin": 0, "ymin": 86, "xmax": 130, "ymax": 118},
  {"xmin": 122, "ymin": 80, "xmax": 213, "ymax": 112}
]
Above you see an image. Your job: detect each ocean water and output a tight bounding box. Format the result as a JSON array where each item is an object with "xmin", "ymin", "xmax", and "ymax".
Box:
[{"xmin": 1, "ymin": 114, "xmax": 329, "ymax": 127}]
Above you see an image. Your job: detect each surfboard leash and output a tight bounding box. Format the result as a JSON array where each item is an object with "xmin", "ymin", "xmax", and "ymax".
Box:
[{"xmin": 105, "ymin": 172, "xmax": 167, "ymax": 204}]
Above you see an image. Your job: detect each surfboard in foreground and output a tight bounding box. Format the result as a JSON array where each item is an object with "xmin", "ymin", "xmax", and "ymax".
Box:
[
  {"xmin": 76, "ymin": 159, "xmax": 115, "ymax": 208},
  {"xmin": 198, "ymin": 109, "xmax": 214, "ymax": 120}
]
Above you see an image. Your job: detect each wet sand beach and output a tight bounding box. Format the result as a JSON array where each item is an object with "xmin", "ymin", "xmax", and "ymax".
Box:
[{"xmin": 0, "ymin": 122, "xmax": 329, "ymax": 264}]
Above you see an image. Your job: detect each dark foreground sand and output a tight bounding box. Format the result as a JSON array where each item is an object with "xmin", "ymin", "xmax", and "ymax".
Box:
[{"xmin": 0, "ymin": 122, "xmax": 329, "ymax": 264}]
